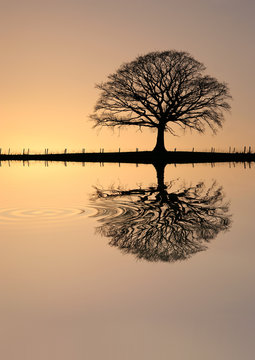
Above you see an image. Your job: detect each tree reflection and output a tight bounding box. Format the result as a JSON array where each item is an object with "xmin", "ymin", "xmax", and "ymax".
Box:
[{"xmin": 91, "ymin": 164, "xmax": 231, "ymax": 262}]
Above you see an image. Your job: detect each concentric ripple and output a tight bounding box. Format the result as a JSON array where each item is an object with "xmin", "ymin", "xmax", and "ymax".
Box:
[
  {"xmin": 90, "ymin": 200, "xmax": 142, "ymax": 223},
  {"xmin": 0, "ymin": 207, "xmax": 92, "ymax": 223}
]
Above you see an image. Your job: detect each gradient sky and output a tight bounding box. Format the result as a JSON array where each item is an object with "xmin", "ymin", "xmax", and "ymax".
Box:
[{"xmin": 0, "ymin": 0, "xmax": 254, "ymax": 152}]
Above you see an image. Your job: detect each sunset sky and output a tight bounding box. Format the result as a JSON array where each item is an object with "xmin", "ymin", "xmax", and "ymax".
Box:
[{"xmin": 1, "ymin": 0, "xmax": 254, "ymax": 153}]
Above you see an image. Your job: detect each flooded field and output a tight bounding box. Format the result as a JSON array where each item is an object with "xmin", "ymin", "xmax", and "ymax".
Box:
[{"xmin": 0, "ymin": 161, "xmax": 254, "ymax": 360}]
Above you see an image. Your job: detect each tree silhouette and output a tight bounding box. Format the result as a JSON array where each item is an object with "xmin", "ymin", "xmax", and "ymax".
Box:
[
  {"xmin": 90, "ymin": 51, "xmax": 232, "ymax": 153},
  {"xmin": 91, "ymin": 166, "xmax": 231, "ymax": 263}
]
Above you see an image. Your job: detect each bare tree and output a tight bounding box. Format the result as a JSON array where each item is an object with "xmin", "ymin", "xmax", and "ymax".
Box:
[
  {"xmin": 91, "ymin": 176, "xmax": 231, "ymax": 263},
  {"xmin": 90, "ymin": 50, "xmax": 232, "ymax": 153}
]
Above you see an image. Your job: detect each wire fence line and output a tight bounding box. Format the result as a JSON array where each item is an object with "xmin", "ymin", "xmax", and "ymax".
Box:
[{"xmin": 0, "ymin": 146, "xmax": 253, "ymax": 155}]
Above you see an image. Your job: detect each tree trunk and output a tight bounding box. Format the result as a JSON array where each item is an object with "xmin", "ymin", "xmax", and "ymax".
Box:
[{"xmin": 153, "ymin": 124, "xmax": 167, "ymax": 153}]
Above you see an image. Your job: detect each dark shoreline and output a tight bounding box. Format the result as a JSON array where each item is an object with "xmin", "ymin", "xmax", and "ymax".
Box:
[{"xmin": 0, "ymin": 151, "xmax": 254, "ymax": 164}]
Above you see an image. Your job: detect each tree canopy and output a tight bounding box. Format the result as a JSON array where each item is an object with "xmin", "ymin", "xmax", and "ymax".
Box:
[{"xmin": 90, "ymin": 50, "xmax": 232, "ymax": 152}]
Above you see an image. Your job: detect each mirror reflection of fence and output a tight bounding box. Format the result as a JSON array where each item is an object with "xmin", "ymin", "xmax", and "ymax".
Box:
[
  {"xmin": 23, "ymin": 160, "xmax": 30, "ymax": 167},
  {"xmin": 91, "ymin": 164, "xmax": 231, "ymax": 263}
]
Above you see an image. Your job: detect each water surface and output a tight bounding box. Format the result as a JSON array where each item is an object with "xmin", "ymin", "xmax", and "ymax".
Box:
[{"xmin": 0, "ymin": 161, "xmax": 254, "ymax": 360}]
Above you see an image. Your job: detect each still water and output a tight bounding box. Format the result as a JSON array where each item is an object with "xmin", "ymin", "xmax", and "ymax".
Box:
[{"xmin": 0, "ymin": 161, "xmax": 254, "ymax": 360}]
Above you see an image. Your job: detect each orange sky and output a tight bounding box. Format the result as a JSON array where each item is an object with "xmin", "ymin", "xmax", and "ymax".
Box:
[{"xmin": 0, "ymin": 0, "xmax": 254, "ymax": 153}]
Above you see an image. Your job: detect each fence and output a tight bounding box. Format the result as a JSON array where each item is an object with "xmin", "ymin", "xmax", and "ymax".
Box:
[{"xmin": 0, "ymin": 146, "xmax": 254, "ymax": 156}]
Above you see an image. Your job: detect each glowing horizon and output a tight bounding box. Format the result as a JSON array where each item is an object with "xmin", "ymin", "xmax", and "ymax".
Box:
[{"xmin": 1, "ymin": 0, "xmax": 254, "ymax": 153}]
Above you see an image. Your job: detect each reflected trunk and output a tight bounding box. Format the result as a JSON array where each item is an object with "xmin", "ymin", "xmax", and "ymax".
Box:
[
  {"xmin": 153, "ymin": 161, "xmax": 168, "ymax": 203},
  {"xmin": 153, "ymin": 161, "xmax": 166, "ymax": 191}
]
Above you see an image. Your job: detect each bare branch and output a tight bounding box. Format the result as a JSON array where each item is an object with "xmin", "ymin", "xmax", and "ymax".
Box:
[{"xmin": 90, "ymin": 50, "xmax": 232, "ymax": 151}]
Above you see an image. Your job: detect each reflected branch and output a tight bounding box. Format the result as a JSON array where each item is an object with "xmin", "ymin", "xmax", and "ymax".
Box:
[{"xmin": 91, "ymin": 176, "xmax": 231, "ymax": 263}]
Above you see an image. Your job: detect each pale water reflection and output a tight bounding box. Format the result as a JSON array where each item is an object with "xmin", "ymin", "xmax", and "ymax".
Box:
[{"xmin": 0, "ymin": 162, "xmax": 254, "ymax": 360}]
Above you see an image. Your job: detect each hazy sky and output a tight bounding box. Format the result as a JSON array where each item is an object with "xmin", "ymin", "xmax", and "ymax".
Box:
[{"xmin": 0, "ymin": 0, "xmax": 254, "ymax": 152}]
